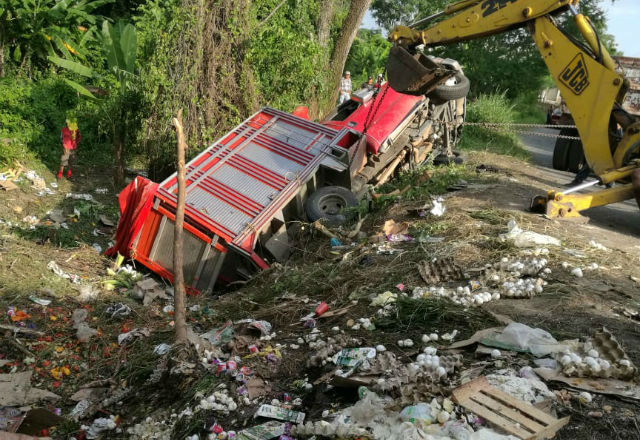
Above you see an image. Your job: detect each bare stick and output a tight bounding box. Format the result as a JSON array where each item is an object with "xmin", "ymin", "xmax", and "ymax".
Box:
[{"xmin": 172, "ymin": 109, "xmax": 188, "ymax": 345}]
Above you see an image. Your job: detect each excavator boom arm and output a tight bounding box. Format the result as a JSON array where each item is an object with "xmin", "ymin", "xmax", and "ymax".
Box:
[{"xmin": 387, "ymin": 0, "xmax": 640, "ymax": 219}]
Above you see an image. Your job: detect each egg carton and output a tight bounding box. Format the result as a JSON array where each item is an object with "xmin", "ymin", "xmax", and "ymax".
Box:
[
  {"xmin": 418, "ymin": 257, "xmax": 465, "ymax": 284},
  {"xmin": 558, "ymin": 328, "xmax": 637, "ymax": 380}
]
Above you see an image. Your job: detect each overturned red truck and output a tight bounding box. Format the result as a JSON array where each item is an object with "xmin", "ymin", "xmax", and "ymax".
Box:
[{"xmin": 108, "ymin": 60, "xmax": 469, "ymax": 293}]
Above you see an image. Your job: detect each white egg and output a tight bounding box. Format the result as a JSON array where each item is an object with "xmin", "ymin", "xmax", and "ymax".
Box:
[
  {"xmin": 429, "ymin": 333, "xmax": 439, "ymax": 341},
  {"xmin": 587, "ymin": 349, "xmax": 599, "ymax": 358},
  {"xmin": 491, "ymin": 349, "xmax": 501, "ymax": 359},
  {"xmin": 436, "ymin": 366, "xmax": 447, "ymax": 378},
  {"xmin": 376, "ymin": 344, "xmax": 387, "ymax": 352}
]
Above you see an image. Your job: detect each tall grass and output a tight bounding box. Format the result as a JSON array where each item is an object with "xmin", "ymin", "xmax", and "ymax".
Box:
[{"xmin": 459, "ymin": 92, "xmax": 530, "ymax": 159}]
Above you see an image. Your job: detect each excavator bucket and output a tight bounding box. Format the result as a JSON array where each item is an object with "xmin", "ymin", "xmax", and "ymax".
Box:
[{"xmin": 386, "ymin": 46, "xmax": 456, "ymax": 96}]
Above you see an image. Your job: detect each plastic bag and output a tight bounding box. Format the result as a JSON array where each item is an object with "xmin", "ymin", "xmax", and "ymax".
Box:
[
  {"xmin": 400, "ymin": 403, "xmax": 436, "ymax": 424},
  {"xmin": 490, "ymin": 322, "xmax": 563, "ymax": 357},
  {"xmin": 499, "ymin": 220, "xmax": 561, "ymax": 248}
]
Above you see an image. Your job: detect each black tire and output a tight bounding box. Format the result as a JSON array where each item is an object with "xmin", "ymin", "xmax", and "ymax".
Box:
[
  {"xmin": 567, "ymin": 139, "xmax": 585, "ymax": 173},
  {"xmin": 305, "ymin": 186, "xmax": 359, "ymax": 225},
  {"xmin": 428, "ymin": 72, "xmax": 470, "ymax": 101},
  {"xmin": 552, "ymin": 137, "xmax": 570, "ymax": 171}
]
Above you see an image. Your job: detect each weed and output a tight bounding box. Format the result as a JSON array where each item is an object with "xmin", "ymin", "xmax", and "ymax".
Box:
[
  {"xmin": 377, "ymin": 296, "xmax": 499, "ymax": 337},
  {"xmin": 469, "ymin": 208, "xmax": 507, "ymax": 225},
  {"xmin": 459, "ymin": 93, "xmax": 529, "ymax": 159}
]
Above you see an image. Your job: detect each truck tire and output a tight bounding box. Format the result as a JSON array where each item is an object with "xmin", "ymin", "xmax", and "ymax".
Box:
[
  {"xmin": 567, "ymin": 139, "xmax": 586, "ymax": 173},
  {"xmin": 305, "ymin": 186, "xmax": 359, "ymax": 225},
  {"xmin": 428, "ymin": 72, "xmax": 470, "ymax": 101},
  {"xmin": 552, "ymin": 137, "xmax": 570, "ymax": 171}
]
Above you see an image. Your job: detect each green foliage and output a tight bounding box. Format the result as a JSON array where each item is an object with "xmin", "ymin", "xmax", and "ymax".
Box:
[
  {"xmin": 247, "ymin": 0, "xmax": 327, "ymax": 110},
  {"xmin": 370, "ymin": 0, "xmax": 448, "ymax": 30},
  {"xmin": 0, "ymin": 0, "xmax": 112, "ymax": 74},
  {"xmin": 459, "ymin": 93, "xmax": 529, "ymax": 158},
  {"xmin": 344, "ymin": 29, "xmax": 390, "ymax": 86},
  {"xmin": 49, "ymin": 20, "xmax": 138, "ymax": 96},
  {"xmin": 0, "ymin": 76, "xmax": 80, "ymax": 165},
  {"xmin": 512, "ymin": 91, "xmax": 546, "ymax": 124}
]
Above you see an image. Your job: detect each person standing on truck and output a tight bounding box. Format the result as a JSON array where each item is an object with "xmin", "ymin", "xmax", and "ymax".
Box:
[
  {"xmin": 339, "ymin": 71, "xmax": 352, "ymax": 105},
  {"xmin": 57, "ymin": 119, "xmax": 81, "ymax": 180},
  {"xmin": 374, "ymin": 73, "xmax": 385, "ymax": 90}
]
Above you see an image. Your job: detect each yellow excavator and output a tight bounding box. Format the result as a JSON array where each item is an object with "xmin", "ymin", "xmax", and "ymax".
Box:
[{"xmin": 386, "ymin": 0, "xmax": 640, "ymax": 218}]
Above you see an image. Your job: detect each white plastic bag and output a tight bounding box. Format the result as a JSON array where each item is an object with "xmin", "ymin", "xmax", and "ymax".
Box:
[
  {"xmin": 492, "ymin": 322, "xmax": 564, "ymax": 357},
  {"xmin": 500, "ymin": 220, "xmax": 561, "ymax": 248}
]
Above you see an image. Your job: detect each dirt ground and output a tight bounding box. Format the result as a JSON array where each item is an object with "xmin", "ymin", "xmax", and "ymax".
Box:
[{"xmin": 1, "ymin": 150, "xmax": 640, "ymax": 439}]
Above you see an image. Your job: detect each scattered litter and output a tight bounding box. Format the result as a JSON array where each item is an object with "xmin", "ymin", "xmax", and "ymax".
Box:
[
  {"xmin": 255, "ymin": 404, "xmax": 305, "ymax": 424},
  {"xmin": 554, "ymin": 327, "xmax": 636, "ymax": 379},
  {"xmin": 78, "ymin": 284, "xmax": 100, "ymax": 302},
  {"xmin": 153, "ymin": 343, "xmax": 172, "ymax": 355},
  {"xmin": 29, "ymin": 296, "xmax": 51, "ymax": 306},
  {"xmin": 95, "ymin": 187, "xmax": 109, "ymax": 194},
  {"xmin": 333, "ymin": 347, "xmax": 376, "ymax": 367},
  {"xmin": 370, "ymin": 291, "xmax": 397, "ymax": 307},
  {"xmin": 201, "ymin": 321, "xmax": 234, "ymax": 346},
  {"xmin": 66, "ymin": 192, "xmax": 94, "ymax": 201},
  {"xmin": 118, "ymin": 327, "xmax": 151, "ymax": 345},
  {"xmin": 236, "ymin": 421, "xmax": 285, "ymax": 440},
  {"xmin": 382, "ymin": 219, "xmax": 409, "ymax": 236},
  {"xmin": 589, "ymin": 240, "xmax": 608, "ymax": 251},
  {"xmin": 418, "ymin": 257, "xmax": 465, "ymax": 284},
  {"xmin": 133, "ymin": 278, "xmax": 171, "ymax": 306},
  {"xmin": 82, "ymin": 416, "xmax": 118, "ymax": 439},
  {"xmin": 92, "ymin": 243, "xmax": 103, "ymax": 253},
  {"xmin": 73, "ymin": 308, "xmax": 98, "ymax": 342},
  {"xmin": 47, "ymin": 260, "xmax": 79, "ymax": 283},
  {"xmin": 430, "ymin": 196, "xmax": 446, "ymax": 216},
  {"xmin": 481, "ymin": 322, "xmax": 563, "ymax": 357},
  {"xmin": 0, "ymin": 371, "xmax": 60, "ymax": 406},
  {"xmin": 453, "ymin": 376, "xmax": 569, "ymax": 439},
  {"xmin": 485, "ymin": 370, "xmax": 556, "ymax": 404},
  {"xmin": 500, "ymin": 220, "xmax": 561, "ymax": 248},
  {"xmin": 105, "ymin": 302, "xmax": 132, "ymax": 319},
  {"xmin": 48, "ymin": 209, "xmax": 66, "ymax": 224}
]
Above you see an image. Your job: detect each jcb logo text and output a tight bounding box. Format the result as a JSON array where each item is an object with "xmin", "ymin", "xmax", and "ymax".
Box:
[{"xmin": 559, "ymin": 54, "xmax": 589, "ymax": 95}]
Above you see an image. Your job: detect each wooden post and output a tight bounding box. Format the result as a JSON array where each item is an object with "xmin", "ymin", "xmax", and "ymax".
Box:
[{"xmin": 172, "ymin": 109, "xmax": 188, "ymax": 344}]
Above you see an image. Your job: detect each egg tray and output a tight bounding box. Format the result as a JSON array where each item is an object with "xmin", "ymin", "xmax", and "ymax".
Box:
[
  {"xmin": 561, "ymin": 327, "xmax": 637, "ymax": 380},
  {"xmin": 418, "ymin": 257, "xmax": 465, "ymax": 284},
  {"xmin": 367, "ymin": 352, "xmax": 463, "ymax": 392}
]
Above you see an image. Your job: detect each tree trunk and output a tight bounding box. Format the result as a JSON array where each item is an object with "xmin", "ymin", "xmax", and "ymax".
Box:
[
  {"xmin": 172, "ymin": 109, "xmax": 188, "ymax": 345},
  {"xmin": 0, "ymin": 31, "xmax": 5, "ymax": 78},
  {"xmin": 113, "ymin": 120, "xmax": 125, "ymax": 187},
  {"xmin": 317, "ymin": 0, "xmax": 334, "ymax": 47},
  {"xmin": 328, "ymin": 0, "xmax": 371, "ymax": 105}
]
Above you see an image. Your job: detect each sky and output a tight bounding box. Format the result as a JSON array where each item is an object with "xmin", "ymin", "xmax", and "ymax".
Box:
[
  {"xmin": 362, "ymin": 1, "xmax": 640, "ymax": 57},
  {"xmin": 602, "ymin": 0, "xmax": 640, "ymax": 57}
]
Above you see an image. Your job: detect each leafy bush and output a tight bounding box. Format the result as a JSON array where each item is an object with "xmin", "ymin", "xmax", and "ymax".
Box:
[
  {"xmin": 345, "ymin": 29, "xmax": 390, "ymax": 87},
  {"xmin": 0, "ymin": 76, "xmax": 109, "ymax": 166},
  {"xmin": 459, "ymin": 93, "xmax": 529, "ymax": 158}
]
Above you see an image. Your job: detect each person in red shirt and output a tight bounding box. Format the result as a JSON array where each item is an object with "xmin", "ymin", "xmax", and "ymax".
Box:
[{"xmin": 58, "ymin": 119, "xmax": 81, "ymax": 180}]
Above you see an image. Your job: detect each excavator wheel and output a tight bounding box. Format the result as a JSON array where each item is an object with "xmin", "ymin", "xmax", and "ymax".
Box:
[
  {"xmin": 567, "ymin": 140, "xmax": 585, "ymax": 173},
  {"xmin": 552, "ymin": 136, "xmax": 570, "ymax": 171}
]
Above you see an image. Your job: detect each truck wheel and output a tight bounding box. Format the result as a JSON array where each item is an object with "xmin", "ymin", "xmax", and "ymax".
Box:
[
  {"xmin": 552, "ymin": 137, "xmax": 570, "ymax": 171},
  {"xmin": 567, "ymin": 139, "xmax": 586, "ymax": 173},
  {"xmin": 305, "ymin": 186, "xmax": 359, "ymax": 225},
  {"xmin": 428, "ymin": 72, "xmax": 470, "ymax": 101}
]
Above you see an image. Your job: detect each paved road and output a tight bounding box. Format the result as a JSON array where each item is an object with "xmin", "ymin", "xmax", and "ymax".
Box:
[{"xmin": 519, "ymin": 128, "xmax": 640, "ymax": 236}]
